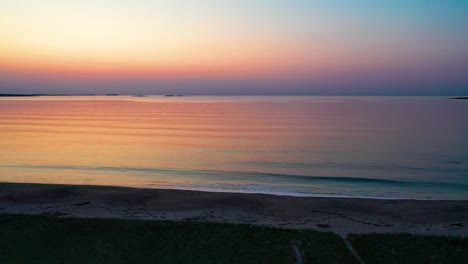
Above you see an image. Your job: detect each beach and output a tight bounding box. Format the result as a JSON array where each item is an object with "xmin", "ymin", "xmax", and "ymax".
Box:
[{"xmin": 1, "ymin": 182, "xmax": 466, "ymax": 237}]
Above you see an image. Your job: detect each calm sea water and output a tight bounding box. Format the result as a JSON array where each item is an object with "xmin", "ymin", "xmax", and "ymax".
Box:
[{"xmin": 0, "ymin": 96, "xmax": 467, "ymax": 199}]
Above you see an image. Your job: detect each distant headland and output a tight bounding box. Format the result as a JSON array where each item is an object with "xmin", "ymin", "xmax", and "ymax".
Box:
[
  {"xmin": 0, "ymin": 94, "xmax": 41, "ymax": 97},
  {"xmin": 0, "ymin": 94, "xmax": 120, "ymax": 97},
  {"xmin": 0, "ymin": 94, "xmax": 189, "ymax": 97}
]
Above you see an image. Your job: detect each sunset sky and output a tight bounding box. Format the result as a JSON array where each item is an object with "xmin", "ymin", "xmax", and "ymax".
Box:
[{"xmin": 0, "ymin": 0, "xmax": 467, "ymax": 95}]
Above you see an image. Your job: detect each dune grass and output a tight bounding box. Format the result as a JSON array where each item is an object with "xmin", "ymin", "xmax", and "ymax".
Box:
[
  {"xmin": 1, "ymin": 213, "xmax": 466, "ymax": 264},
  {"xmin": 348, "ymin": 233, "xmax": 468, "ymax": 264},
  {"xmin": 0, "ymin": 214, "xmax": 356, "ymax": 264}
]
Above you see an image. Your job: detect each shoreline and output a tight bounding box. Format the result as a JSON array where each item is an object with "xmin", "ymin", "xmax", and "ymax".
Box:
[
  {"xmin": 114, "ymin": 185, "xmax": 439, "ymax": 201},
  {"xmin": 0, "ymin": 179, "xmax": 454, "ymax": 201},
  {"xmin": 1, "ymin": 182, "xmax": 467, "ymax": 237}
]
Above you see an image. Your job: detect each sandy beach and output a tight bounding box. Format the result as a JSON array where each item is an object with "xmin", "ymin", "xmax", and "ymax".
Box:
[{"xmin": 1, "ymin": 182, "xmax": 466, "ymax": 237}]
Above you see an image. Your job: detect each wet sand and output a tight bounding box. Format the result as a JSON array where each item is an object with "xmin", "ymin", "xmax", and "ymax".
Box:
[{"xmin": 0, "ymin": 183, "xmax": 467, "ymax": 237}]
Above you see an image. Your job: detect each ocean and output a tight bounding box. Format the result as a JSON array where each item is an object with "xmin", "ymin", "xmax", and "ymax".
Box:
[{"xmin": 0, "ymin": 96, "xmax": 467, "ymax": 199}]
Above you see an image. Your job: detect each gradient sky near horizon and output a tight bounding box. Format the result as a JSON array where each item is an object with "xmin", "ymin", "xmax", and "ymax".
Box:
[{"xmin": 1, "ymin": 0, "xmax": 467, "ymax": 95}]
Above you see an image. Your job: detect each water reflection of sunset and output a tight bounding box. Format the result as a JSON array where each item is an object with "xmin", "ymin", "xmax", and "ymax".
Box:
[{"xmin": 1, "ymin": 96, "xmax": 467, "ymax": 199}]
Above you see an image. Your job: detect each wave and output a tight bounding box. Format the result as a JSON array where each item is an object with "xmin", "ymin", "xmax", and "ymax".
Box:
[
  {"xmin": 2, "ymin": 164, "xmax": 466, "ymax": 189},
  {"xmin": 234, "ymin": 161, "xmax": 468, "ymax": 174}
]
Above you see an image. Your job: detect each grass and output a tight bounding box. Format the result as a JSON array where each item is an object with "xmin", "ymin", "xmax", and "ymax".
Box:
[
  {"xmin": 0, "ymin": 214, "xmax": 356, "ymax": 264},
  {"xmin": 348, "ymin": 233, "xmax": 468, "ymax": 264},
  {"xmin": 0, "ymin": 214, "xmax": 466, "ymax": 264}
]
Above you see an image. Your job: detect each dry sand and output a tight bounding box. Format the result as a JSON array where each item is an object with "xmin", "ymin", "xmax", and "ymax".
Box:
[{"xmin": 0, "ymin": 183, "xmax": 467, "ymax": 237}]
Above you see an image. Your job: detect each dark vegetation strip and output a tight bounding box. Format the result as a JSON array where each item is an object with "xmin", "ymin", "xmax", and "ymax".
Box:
[
  {"xmin": 0, "ymin": 214, "xmax": 466, "ymax": 263},
  {"xmin": 348, "ymin": 233, "xmax": 468, "ymax": 264},
  {"xmin": 0, "ymin": 214, "xmax": 356, "ymax": 264}
]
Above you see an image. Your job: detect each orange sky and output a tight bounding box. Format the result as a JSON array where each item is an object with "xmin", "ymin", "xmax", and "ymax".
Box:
[{"xmin": 1, "ymin": 1, "xmax": 467, "ymax": 94}]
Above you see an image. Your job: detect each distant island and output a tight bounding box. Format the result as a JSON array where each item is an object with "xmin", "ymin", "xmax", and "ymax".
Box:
[
  {"xmin": 0, "ymin": 94, "xmax": 121, "ymax": 97},
  {"xmin": 450, "ymin": 97, "xmax": 468, "ymax": 99},
  {"xmin": 0, "ymin": 94, "xmax": 41, "ymax": 97},
  {"xmin": 0, "ymin": 94, "xmax": 190, "ymax": 97}
]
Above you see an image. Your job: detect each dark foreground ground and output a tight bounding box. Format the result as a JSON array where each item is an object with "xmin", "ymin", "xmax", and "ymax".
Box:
[{"xmin": 0, "ymin": 214, "xmax": 467, "ymax": 264}]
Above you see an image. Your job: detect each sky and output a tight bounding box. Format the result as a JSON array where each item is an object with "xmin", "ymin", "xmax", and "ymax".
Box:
[{"xmin": 0, "ymin": 0, "xmax": 467, "ymax": 95}]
